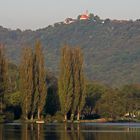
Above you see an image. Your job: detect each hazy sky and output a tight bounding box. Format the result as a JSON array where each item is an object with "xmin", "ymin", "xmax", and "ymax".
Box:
[{"xmin": 0, "ymin": 0, "xmax": 140, "ymax": 30}]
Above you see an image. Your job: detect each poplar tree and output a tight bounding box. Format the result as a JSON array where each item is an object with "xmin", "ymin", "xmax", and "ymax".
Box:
[
  {"xmin": 75, "ymin": 48, "xmax": 86, "ymax": 121},
  {"xmin": 19, "ymin": 41, "xmax": 47, "ymax": 120},
  {"xmin": 0, "ymin": 44, "xmax": 8, "ymax": 114},
  {"xmin": 19, "ymin": 48, "xmax": 33, "ymax": 120},
  {"xmin": 33, "ymin": 41, "xmax": 47, "ymax": 120},
  {"xmin": 70, "ymin": 48, "xmax": 79, "ymax": 121},
  {"xmin": 59, "ymin": 46, "xmax": 86, "ymax": 121},
  {"xmin": 58, "ymin": 45, "xmax": 73, "ymax": 122},
  {"xmin": 70, "ymin": 47, "xmax": 86, "ymax": 121}
]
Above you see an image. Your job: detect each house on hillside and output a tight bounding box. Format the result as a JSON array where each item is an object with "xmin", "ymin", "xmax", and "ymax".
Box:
[
  {"xmin": 64, "ymin": 11, "xmax": 90, "ymax": 24},
  {"xmin": 64, "ymin": 18, "xmax": 76, "ymax": 24},
  {"xmin": 80, "ymin": 11, "xmax": 89, "ymax": 20}
]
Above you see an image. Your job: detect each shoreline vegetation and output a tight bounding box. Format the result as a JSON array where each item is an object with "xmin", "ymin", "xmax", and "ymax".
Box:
[{"xmin": 0, "ymin": 41, "xmax": 140, "ymax": 124}]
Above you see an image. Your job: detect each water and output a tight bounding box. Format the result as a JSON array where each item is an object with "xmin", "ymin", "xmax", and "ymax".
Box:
[{"xmin": 0, "ymin": 123, "xmax": 140, "ymax": 140}]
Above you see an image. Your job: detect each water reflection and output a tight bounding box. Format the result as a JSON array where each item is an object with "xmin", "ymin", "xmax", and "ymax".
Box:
[
  {"xmin": 60, "ymin": 123, "xmax": 85, "ymax": 140},
  {"xmin": 0, "ymin": 124, "xmax": 3, "ymax": 140},
  {"xmin": 21, "ymin": 124, "xmax": 45, "ymax": 140},
  {"xmin": 0, "ymin": 123, "xmax": 140, "ymax": 140}
]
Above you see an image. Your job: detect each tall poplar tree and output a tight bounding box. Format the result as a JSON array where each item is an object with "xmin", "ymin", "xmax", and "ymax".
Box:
[
  {"xmin": 59, "ymin": 45, "xmax": 86, "ymax": 121},
  {"xmin": 75, "ymin": 48, "xmax": 86, "ymax": 121},
  {"xmin": 19, "ymin": 41, "xmax": 47, "ymax": 120},
  {"xmin": 33, "ymin": 41, "xmax": 47, "ymax": 120},
  {"xmin": 58, "ymin": 45, "xmax": 73, "ymax": 121},
  {"xmin": 70, "ymin": 47, "xmax": 86, "ymax": 121},
  {"xmin": 0, "ymin": 44, "xmax": 8, "ymax": 114},
  {"xmin": 70, "ymin": 48, "xmax": 79, "ymax": 121},
  {"xmin": 19, "ymin": 48, "xmax": 33, "ymax": 120}
]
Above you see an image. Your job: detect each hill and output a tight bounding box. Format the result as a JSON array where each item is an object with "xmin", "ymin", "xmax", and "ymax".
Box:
[{"xmin": 1, "ymin": 16, "xmax": 140, "ymax": 87}]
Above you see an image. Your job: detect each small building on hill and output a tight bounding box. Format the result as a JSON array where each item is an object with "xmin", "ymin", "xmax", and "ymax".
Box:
[
  {"xmin": 64, "ymin": 18, "xmax": 76, "ymax": 24},
  {"xmin": 80, "ymin": 11, "xmax": 89, "ymax": 20}
]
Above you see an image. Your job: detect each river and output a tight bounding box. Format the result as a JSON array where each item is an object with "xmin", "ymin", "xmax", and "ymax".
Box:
[{"xmin": 0, "ymin": 123, "xmax": 140, "ymax": 140}]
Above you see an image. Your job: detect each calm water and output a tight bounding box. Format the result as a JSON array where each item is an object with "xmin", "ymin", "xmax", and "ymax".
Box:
[{"xmin": 0, "ymin": 123, "xmax": 140, "ymax": 140}]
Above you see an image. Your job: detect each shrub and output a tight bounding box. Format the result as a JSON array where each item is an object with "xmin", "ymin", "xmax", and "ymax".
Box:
[
  {"xmin": 52, "ymin": 111, "xmax": 64, "ymax": 123},
  {"xmin": 45, "ymin": 114, "xmax": 52, "ymax": 123},
  {"xmin": 0, "ymin": 114, "xmax": 5, "ymax": 123}
]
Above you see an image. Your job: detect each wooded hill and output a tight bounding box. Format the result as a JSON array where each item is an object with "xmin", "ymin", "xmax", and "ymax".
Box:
[{"xmin": 1, "ymin": 16, "xmax": 140, "ymax": 87}]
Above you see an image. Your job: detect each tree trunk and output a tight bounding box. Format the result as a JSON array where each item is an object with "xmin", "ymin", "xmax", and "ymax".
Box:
[
  {"xmin": 71, "ymin": 113, "xmax": 74, "ymax": 122},
  {"xmin": 25, "ymin": 111, "xmax": 28, "ymax": 120},
  {"xmin": 77, "ymin": 112, "xmax": 80, "ymax": 121},
  {"xmin": 30, "ymin": 114, "xmax": 33, "ymax": 121},
  {"xmin": 25, "ymin": 97, "xmax": 28, "ymax": 120},
  {"xmin": 38, "ymin": 108, "xmax": 41, "ymax": 120},
  {"xmin": 64, "ymin": 114, "xmax": 67, "ymax": 122},
  {"xmin": 0, "ymin": 97, "xmax": 3, "ymax": 114},
  {"xmin": 25, "ymin": 116, "xmax": 28, "ymax": 120}
]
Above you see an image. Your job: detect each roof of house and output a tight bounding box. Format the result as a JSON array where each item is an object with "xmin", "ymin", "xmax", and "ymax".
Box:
[{"xmin": 80, "ymin": 14, "xmax": 89, "ymax": 20}]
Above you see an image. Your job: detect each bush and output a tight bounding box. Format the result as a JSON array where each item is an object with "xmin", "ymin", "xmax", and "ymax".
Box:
[
  {"xmin": 0, "ymin": 114, "xmax": 5, "ymax": 123},
  {"xmin": 45, "ymin": 114, "xmax": 52, "ymax": 123},
  {"xmin": 52, "ymin": 111, "xmax": 64, "ymax": 123},
  {"xmin": 136, "ymin": 115, "xmax": 140, "ymax": 121}
]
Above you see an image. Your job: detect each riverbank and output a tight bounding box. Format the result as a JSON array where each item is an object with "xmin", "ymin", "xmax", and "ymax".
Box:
[{"xmin": 1, "ymin": 119, "xmax": 139, "ymax": 124}]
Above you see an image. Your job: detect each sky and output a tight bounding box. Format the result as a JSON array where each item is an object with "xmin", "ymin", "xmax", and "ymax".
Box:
[{"xmin": 0, "ymin": 0, "xmax": 140, "ymax": 30}]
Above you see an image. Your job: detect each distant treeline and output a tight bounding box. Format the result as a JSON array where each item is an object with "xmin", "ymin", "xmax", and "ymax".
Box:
[{"xmin": 0, "ymin": 42, "xmax": 140, "ymax": 122}]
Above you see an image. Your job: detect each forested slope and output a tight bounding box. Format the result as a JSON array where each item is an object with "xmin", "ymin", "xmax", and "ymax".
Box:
[{"xmin": 1, "ymin": 17, "xmax": 140, "ymax": 86}]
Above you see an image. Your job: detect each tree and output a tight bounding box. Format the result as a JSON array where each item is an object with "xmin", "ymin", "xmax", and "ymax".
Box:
[
  {"xmin": 0, "ymin": 44, "xmax": 8, "ymax": 114},
  {"xmin": 96, "ymin": 88, "xmax": 125, "ymax": 119},
  {"xmin": 77, "ymin": 15, "xmax": 81, "ymax": 20},
  {"xmin": 70, "ymin": 47, "xmax": 86, "ymax": 121},
  {"xmin": 89, "ymin": 13, "xmax": 94, "ymax": 20},
  {"xmin": 94, "ymin": 15, "xmax": 100, "ymax": 22},
  {"xmin": 76, "ymin": 48, "xmax": 86, "ymax": 121},
  {"xmin": 83, "ymin": 82, "xmax": 107, "ymax": 119},
  {"xmin": 7, "ymin": 63, "xmax": 18, "ymax": 93},
  {"xmin": 44, "ymin": 73, "xmax": 60, "ymax": 116},
  {"xmin": 33, "ymin": 41, "xmax": 47, "ymax": 120},
  {"xmin": 19, "ymin": 41, "xmax": 47, "ymax": 120},
  {"xmin": 58, "ymin": 45, "xmax": 73, "ymax": 122},
  {"xmin": 58, "ymin": 45, "xmax": 86, "ymax": 121},
  {"xmin": 120, "ymin": 84, "xmax": 140, "ymax": 119},
  {"xmin": 19, "ymin": 48, "xmax": 33, "ymax": 120}
]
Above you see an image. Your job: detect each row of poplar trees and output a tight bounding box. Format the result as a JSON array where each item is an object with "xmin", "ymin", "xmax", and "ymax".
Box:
[
  {"xmin": 0, "ymin": 42, "xmax": 86, "ymax": 122},
  {"xmin": 20, "ymin": 44, "xmax": 86, "ymax": 121},
  {"xmin": 20, "ymin": 41, "xmax": 47, "ymax": 120},
  {"xmin": 58, "ymin": 46, "xmax": 86, "ymax": 121}
]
